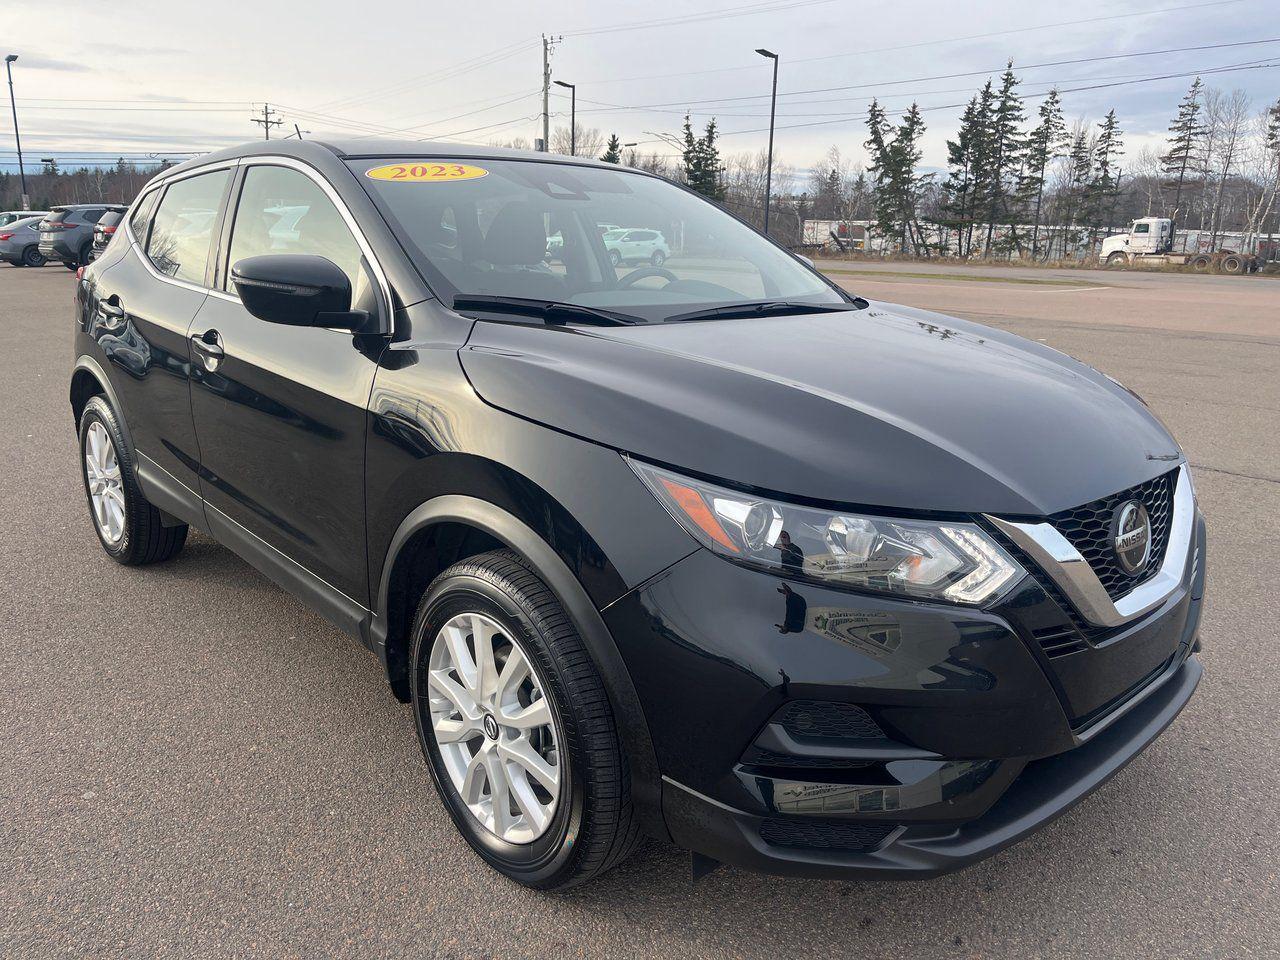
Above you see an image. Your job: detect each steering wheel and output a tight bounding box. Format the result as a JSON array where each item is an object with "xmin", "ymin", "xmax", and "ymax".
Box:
[{"xmin": 617, "ymin": 266, "xmax": 679, "ymax": 287}]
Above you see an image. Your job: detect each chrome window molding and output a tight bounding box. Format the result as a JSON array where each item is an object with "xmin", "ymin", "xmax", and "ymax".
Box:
[
  {"xmin": 985, "ymin": 465, "xmax": 1194, "ymax": 629},
  {"xmin": 123, "ymin": 161, "xmax": 237, "ymax": 296},
  {"xmin": 122, "ymin": 155, "xmax": 395, "ymax": 335}
]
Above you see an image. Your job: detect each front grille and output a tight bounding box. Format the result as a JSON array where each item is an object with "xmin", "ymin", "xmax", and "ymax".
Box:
[
  {"xmin": 759, "ymin": 818, "xmax": 896, "ymax": 852},
  {"xmin": 776, "ymin": 701, "xmax": 884, "ymax": 741},
  {"xmin": 1048, "ymin": 470, "xmax": 1175, "ymax": 601}
]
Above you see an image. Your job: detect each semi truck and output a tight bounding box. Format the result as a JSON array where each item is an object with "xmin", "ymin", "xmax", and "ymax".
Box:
[{"xmin": 1100, "ymin": 217, "xmax": 1260, "ymax": 274}]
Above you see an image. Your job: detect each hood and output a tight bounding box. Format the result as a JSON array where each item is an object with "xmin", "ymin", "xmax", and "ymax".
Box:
[{"xmin": 460, "ymin": 302, "xmax": 1181, "ymax": 516}]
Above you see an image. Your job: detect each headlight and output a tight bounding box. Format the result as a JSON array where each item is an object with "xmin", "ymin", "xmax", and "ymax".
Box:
[{"xmin": 629, "ymin": 460, "xmax": 1024, "ymax": 605}]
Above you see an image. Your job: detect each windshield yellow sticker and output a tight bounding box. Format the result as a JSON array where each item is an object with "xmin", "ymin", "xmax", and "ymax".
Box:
[{"xmin": 365, "ymin": 162, "xmax": 488, "ymax": 183}]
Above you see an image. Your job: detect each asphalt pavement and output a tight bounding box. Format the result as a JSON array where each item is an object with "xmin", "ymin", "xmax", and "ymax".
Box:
[{"xmin": 1, "ymin": 262, "xmax": 1277, "ymax": 959}]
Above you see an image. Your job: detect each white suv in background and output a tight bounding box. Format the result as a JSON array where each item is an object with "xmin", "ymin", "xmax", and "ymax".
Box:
[{"xmin": 604, "ymin": 228, "xmax": 670, "ymax": 266}]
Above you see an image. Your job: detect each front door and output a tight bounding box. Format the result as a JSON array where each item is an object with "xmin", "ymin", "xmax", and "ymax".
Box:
[{"xmin": 187, "ymin": 162, "xmax": 388, "ymax": 606}]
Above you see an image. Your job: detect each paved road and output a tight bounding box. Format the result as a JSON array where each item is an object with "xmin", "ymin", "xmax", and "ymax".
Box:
[{"xmin": 1, "ymin": 264, "xmax": 1277, "ymax": 959}]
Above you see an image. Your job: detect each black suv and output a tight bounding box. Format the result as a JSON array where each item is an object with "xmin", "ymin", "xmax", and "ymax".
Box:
[
  {"xmin": 72, "ymin": 141, "xmax": 1205, "ymax": 890},
  {"xmin": 41, "ymin": 203, "xmax": 127, "ymax": 269}
]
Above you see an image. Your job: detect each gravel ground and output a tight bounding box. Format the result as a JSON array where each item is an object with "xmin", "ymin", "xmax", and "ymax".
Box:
[{"xmin": 1, "ymin": 263, "xmax": 1277, "ymax": 959}]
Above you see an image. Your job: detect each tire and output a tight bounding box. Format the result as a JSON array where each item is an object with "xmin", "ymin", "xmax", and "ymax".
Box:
[
  {"xmin": 410, "ymin": 549, "xmax": 640, "ymax": 890},
  {"xmin": 1221, "ymin": 254, "xmax": 1244, "ymax": 274},
  {"xmin": 650, "ymin": 250, "xmax": 667, "ymax": 266},
  {"xmin": 78, "ymin": 395, "xmax": 188, "ymax": 565},
  {"xmin": 1190, "ymin": 254, "xmax": 1212, "ymax": 271},
  {"xmin": 1105, "ymin": 252, "xmax": 1127, "ymax": 267},
  {"xmin": 78, "ymin": 242, "xmax": 93, "ymax": 267},
  {"xmin": 609, "ymin": 249, "xmax": 621, "ymax": 267},
  {"xmin": 21, "ymin": 245, "xmax": 44, "ymax": 267}
]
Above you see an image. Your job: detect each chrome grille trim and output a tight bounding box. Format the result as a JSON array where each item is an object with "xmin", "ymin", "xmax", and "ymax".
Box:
[{"xmin": 985, "ymin": 465, "xmax": 1194, "ymax": 628}]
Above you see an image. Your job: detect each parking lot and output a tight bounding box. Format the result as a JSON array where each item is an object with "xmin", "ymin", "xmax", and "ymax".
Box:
[{"xmin": 1, "ymin": 262, "xmax": 1277, "ymax": 958}]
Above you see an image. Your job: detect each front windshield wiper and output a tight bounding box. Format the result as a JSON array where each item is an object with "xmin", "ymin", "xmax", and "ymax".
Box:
[
  {"xmin": 664, "ymin": 300, "xmax": 863, "ymax": 323},
  {"xmin": 452, "ymin": 295, "xmax": 642, "ymax": 326}
]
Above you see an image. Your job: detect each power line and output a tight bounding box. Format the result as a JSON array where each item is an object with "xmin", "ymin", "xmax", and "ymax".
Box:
[
  {"xmin": 573, "ymin": 0, "xmax": 1247, "ymax": 87},
  {"xmin": 562, "ymin": 0, "xmax": 838, "ymax": 37}
]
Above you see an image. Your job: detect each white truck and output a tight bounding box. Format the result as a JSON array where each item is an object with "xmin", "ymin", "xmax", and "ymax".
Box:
[{"xmin": 1100, "ymin": 217, "xmax": 1259, "ymax": 274}]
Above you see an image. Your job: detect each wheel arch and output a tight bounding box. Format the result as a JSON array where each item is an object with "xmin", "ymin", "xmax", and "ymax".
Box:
[
  {"xmin": 70, "ymin": 356, "xmax": 134, "ymax": 455},
  {"xmin": 371, "ymin": 493, "xmax": 667, "ymax": 839}
]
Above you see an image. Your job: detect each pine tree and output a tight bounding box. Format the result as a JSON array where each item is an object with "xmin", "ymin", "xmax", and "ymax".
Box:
[
  {"xmin": 680, "ymin": 115, "xmax": 724, "ymax": 200},
  {"xmin": 1089, "ymin": 109, "xmax": 1125, "ymax": 242},
  {"xmin": 600, "ymin": 133, "xmax": 622, "ymax": 164},
  {"xmin": 943, "ymin": 96, "xmax": 982, "ymax": 257},
  {"xmin": 1019, "ymin": 88, "xmax": 1067, "ymax": 260},
  {"xmin": 1161, "ymin": 78, "xmax": 1204, "ymax": 230},
  {"xmin": 865, "ymin": 100, "xmax": 930, "ymax": 254},
  {"xmin": 981, "ymin": 62, "xmax": 1026, "ymax": 256}
]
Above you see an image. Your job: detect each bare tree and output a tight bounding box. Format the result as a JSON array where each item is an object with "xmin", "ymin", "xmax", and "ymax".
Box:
[
  {"xmin": 550, "ymin": 124, "xmax": 604, "ymax": 159},
  {"xmin": 1203, "ymin": 89, "xmax": 1251, "ymax": 247}
]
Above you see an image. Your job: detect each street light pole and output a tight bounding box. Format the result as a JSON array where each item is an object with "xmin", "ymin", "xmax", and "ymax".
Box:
[
  {"xmin": 756, "ymin": 48, "xmax": 778, "ymax": 236},
  {"xmin": 5, "ymin": 55, "xmax": 29, "ymax": 210},
  {"xmin": 553, "ymin": 80, "xmax": 576, "ymax": 155}
]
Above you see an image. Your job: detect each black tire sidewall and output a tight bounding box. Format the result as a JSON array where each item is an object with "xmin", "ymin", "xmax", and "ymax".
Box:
[
  {"xmin": 410, "ymin": 572, "xmax": 588, "ymax": 886},
  {"xmin": 609, "ymin": 249, "xmax": 621, "ymax": 266},
  {"xmin": 651, "ymin": 251, "xmax": 666, "ymax": 265},
  {"xmin": 23, "ymin": 246, "xmax": 43, "ymax": 267}
]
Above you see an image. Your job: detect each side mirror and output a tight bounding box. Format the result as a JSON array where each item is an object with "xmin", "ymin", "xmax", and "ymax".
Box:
[{"xmin": 231, "ymin": 254, "xmax": 367, "ymax": 330}]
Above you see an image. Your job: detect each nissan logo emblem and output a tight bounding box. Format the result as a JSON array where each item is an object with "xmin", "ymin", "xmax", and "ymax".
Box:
[{"xmin": 1112, "ymin": 500, "xmax": 1152, "ymax": 575}]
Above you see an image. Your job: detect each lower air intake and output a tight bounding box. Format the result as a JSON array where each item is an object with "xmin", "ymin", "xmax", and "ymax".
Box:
[{"xmin": 759, "ymin": 818, "xmax": 896, "ymax": 852}]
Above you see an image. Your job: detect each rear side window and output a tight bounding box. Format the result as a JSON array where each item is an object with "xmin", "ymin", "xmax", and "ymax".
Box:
[
  {"xmin": 128, "ymin": 191, "xmax": 160, "ymax": 245},
  {"xmin": 146, "ymin": 169, "xmax": 230, "ymax": 284},
  {"xmin": 46, "ymin": 210, "xmax": 71, "ymax": 224},
  {"xmin": 81, "ymin": 209, "xmax": 106, "ymax": 225}
]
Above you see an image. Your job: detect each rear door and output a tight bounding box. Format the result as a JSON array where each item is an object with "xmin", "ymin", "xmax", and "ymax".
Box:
[
  {"xmin": 86, "ymin": 167, "xmax": 232, "ymax": 517},
  {"xmin": 188, "ymin": 160, "xmax": 389, "ymax": 607}
]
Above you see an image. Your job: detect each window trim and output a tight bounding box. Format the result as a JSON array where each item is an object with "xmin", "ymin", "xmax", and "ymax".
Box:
[
  {"xmin": 206, "ymin": 156, "xmax": 393, "ymax": 336},
  {"xmin": 124, "ymin": 161, "xmax": 237, "ymax": 295}
]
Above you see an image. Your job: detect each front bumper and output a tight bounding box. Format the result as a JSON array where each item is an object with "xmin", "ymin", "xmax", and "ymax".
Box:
[{"xmin": 602, "ymin": 510, "xmax": 1205, "ymax": 879}]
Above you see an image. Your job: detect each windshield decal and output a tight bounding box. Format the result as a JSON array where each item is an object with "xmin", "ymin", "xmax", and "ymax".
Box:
[{"xmin": 365, "ymin": 163, "xmax": 489, "ymax": 183}]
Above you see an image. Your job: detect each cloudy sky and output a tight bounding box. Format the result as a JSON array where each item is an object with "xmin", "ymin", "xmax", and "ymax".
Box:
[{"xmin": 3, "ymin": 0, "xmax": 1277, "ymax": 175}]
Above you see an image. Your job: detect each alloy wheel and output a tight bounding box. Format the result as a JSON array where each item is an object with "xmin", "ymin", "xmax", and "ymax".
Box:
[
  {"xmin": 427, "ymin": 612, "xmax": 562, "ymax": 844},
  {"xmin": 84, "ymin": 421, "xmax": 126, "ymax": 544}
]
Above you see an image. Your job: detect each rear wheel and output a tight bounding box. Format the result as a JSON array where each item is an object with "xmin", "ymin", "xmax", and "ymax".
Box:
[
  {"xmin": 78, "ymin": 396, "xmax": 188, "ymax": 565},
  {"xmin": 1190, "ymin": 254, "xmax": 1212, "ymax": 271},
  {"xmin": 410, "ymin": 550, "xmax": 640, "ymax": 889},
  {"xmin": 1221, "ymin": 254, "xmax": 1245, "ymax": 274},
  {"xmin": 21, "ymin": 245, "xmax": 44, "ymax": 267},
  {"xmin": 78, "ymin": 241, "xmax": 93, "ymax": 267}
]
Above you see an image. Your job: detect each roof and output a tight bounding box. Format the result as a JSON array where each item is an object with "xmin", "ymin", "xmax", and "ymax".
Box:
[{"xmin": 154, "ymin": 137, "xmax": 624, "ymax": 183}]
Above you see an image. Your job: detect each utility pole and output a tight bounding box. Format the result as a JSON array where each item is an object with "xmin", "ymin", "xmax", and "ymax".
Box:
[
  {"xmin": 540, "ymin": 35, "xmax": 560, "ymax": 152},
  {"xmin": 553, "ymin": 80, "xmax": 576, "ymax": 155},
  {"xmin": 250, "ymin": 103, "xmax": 282, "ymax": 140},
  {"xmin": 756, "ymin": 49, "xmax": 779, "ymax": 235},
  {"xmin": 5, "ymin": 55, "xmax": 29, "ymax": 210}
]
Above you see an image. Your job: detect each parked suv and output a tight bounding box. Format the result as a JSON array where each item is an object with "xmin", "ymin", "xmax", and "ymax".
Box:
[
  {"xmin": 40, "ymin": 203, "xmax": 127, "ymax": 269},
  {"xmin": 90, "ymin": 210, "xmax": 123, "ymax": 261},
  {"xmin": 0, "ymin": 216, "xmax": 48, "ymax": 266},
  {"xmin": 72, "ymin": 141, "xmax": 1204, "ymax": 891},
  {"xmin": 603, "ymin": 227, "xmax": 669, "ymax": 265},
  {"xmin": 0, "ymin": 209, "xmax": 50, "ymax": 228}
]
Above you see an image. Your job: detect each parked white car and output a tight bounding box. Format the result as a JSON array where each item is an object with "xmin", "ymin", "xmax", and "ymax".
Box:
[{"xmin": 604, "ymin": 228, "xmax": 670, "ymax": 266}]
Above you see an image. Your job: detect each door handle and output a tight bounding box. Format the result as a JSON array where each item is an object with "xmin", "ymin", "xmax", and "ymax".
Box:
[{"xmin": 190, "ymin": 330, "xmax": 225, "ymax": 372}]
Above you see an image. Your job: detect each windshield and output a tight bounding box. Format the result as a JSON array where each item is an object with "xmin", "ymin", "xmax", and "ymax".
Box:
[{"xmin": 349, "ymin": 157, "xmax": 846, "ymax": 323}]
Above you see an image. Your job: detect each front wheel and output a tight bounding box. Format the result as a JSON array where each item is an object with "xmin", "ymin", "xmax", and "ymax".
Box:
[
  {"xmin": 1105, "ymin": 252, "xmax": 1127, "ymax": 268},
  {"xmin": 650, "ymin": 250, "xmax": 667, "ymax": 266},
  {"xmin": 609, "ymin": 249, "xmax": 621, "ymax": 267},
  {"xmin": 78, "ymin": 395, "xmax": 188, "ymax": 565},
  {"xmin": 410, "ymin": 550, "xmax": 640, "ymax": 889}
]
